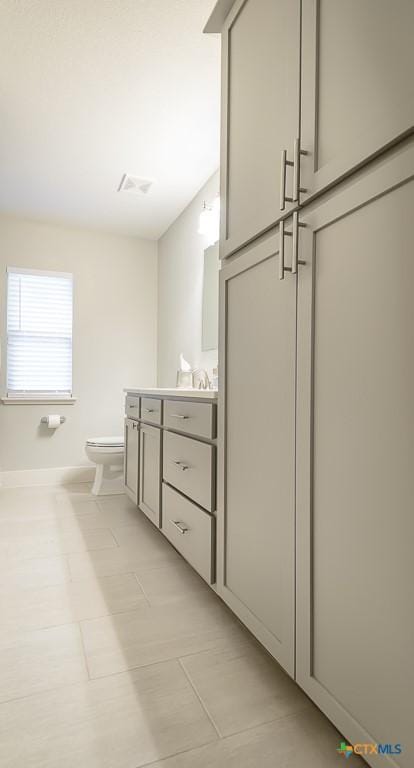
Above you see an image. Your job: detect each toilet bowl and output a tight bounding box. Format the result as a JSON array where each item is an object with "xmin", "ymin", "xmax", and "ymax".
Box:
[{"xmin": 85, "ymin": 436, "xmax": 124, "ymax": 495}]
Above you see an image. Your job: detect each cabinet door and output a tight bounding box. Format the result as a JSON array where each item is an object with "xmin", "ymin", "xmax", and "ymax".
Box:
[
  {"xmin": 139, "ymin": 423, "xmax": 161, "ymax": 527},
  {"xmin": 296, "ymin": 142, "xmax": 414, "ymax": 768},
  {"xmin": 218, "ymin": 228, "xmax": 296, "ymax": 675},
  {"xmin": 124, "ymin": 417, "xmax": 139, "ymax": 504},
  {"xmin": 220, "ymin": 0, "xmax": 300, "ymax": 258},
  {"xmin": 300, "ymin": 0, "xmax": 414, "ymax": 203}
]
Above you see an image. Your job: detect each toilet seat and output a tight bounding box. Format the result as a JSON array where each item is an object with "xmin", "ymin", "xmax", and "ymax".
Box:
[
  {"xmin": 86, "ymin": 436, "xmax": 124, "ymax": 448},
  {"xmin": 86, "ymin": 444, "xmax": 124, "ymax": 455}
]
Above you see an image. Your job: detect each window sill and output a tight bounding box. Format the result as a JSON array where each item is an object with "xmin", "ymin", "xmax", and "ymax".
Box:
[{"xmin": 1, "ymin": 396, "xmax": 77, "ymax": 405}]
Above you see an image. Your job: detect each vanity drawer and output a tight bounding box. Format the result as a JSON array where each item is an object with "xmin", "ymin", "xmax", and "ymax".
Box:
[
  {"xmin": 163, "ymin": 431, "xmax": 215, "ymax": 512},
  {"xmin": 140, "ymin": 397, "xmax": 162, "ymax": 425},
  {"xmin": 162, "ymin": 484, "xmax": 215, "ymax": 584},
  {"xmin": 164, "ymin": 399, "xmax": 216, "ymax": 439},
  {"xmin": 125, "ymin": 395, "xmax": 140, "ymax": 420}
]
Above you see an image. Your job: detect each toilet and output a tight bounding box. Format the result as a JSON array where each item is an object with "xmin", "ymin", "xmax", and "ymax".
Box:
[{"xmin": 85, "ymin": 436, "xmax": 124, "ymax": 495}]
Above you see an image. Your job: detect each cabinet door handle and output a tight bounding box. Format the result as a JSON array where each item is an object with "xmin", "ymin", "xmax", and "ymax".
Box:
[
  {"xmin": 170, "ymin": 520, "xmax": 189, "ymax": 534},
  {"xmin": 170, "ymin": 459, "xmax": 190, "ymax": 471},
  {"xmin": 280, "ymin": 214, "xmax": 306, "ymax": 279},
  {"xmin": 293, "ymin": 138, "xmax": 308, "ymax": 202},
  {"xmin": 169, "ymin": 414, "xmax": 189, "ymax": 420},
  {"xmin": 279, "ymin": 219, "xmax": 285, "ymax": 280},
  {"xmin": 280, "ymin": 149, "xmax": 294, "ymax": 211},
  {"xmin": 280, "ymin": 150, "xmax": 286, "ymax": 211},
  {"xmin": 291, "ymin": 211, "xmax": 307, "ymax": 274},
  {"xmin": 292, "ymin": 211, "xmax": 299, "ymax": 273}
]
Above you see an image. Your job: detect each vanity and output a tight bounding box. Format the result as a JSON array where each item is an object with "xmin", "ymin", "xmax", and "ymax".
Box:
[{"xmin": 124, "ymin": 388, "xmax": 218, "ymax": 584}]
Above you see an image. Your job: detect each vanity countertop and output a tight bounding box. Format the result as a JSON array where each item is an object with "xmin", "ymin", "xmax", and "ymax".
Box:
[{"xmin": 124, "ymin": 387, "xmax": 218, "ymax": 401}]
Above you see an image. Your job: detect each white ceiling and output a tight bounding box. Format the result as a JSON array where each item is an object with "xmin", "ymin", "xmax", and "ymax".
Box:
[{"xmin": 0, "ymin": 0, "xmax": 220, "ymax": 239}]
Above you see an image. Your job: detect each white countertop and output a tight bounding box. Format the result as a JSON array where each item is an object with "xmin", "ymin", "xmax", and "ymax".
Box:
[{"xmin": 124, "ymin": 387, "xmax": 218, "ymax": 401}]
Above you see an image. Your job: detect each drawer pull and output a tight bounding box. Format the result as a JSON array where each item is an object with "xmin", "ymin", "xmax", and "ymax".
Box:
[
  {"xmin": 143, "ymin": 408, "xmax": 155, "ymax": 413},
  {"xmin": 170, "ymin": 520, "xmax": 189, "ymax": 534},
  {"xmin": 128, "ymin": 404, "xmax": 137, "ymax": 408},
  {"xmin": 170, "ymin": 459, "xmax": 190, "ymax": 471},
  {"xmin": 169, "ymin": 414, "xmax": 189, "ymax": 420}
]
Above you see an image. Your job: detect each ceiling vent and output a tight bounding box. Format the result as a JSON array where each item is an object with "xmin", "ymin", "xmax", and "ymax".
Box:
[{"xmin": 118, "ymin": 174, "xmax": 153, "ymax": 195}]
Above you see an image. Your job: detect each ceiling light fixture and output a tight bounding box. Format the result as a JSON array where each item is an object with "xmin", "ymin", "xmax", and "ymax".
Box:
[{"xmin": 117, "ymin": 174, "xmax": 154, "ymax": 195}]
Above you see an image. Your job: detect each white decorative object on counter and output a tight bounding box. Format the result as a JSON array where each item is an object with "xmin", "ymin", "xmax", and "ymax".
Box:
[{"xmin": 176, "ymin": 353, "xmax": 194, "ymax": 388}]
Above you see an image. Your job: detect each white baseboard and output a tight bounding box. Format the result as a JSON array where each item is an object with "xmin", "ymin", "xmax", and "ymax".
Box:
[{"xmin": 0, "ymin": 465, "xmax": 95, "ymax": 488}]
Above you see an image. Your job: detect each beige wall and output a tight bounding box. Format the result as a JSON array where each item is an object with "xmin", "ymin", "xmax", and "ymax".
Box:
[
  {"xmin": 0, "ymin": 215, "xmax": 157, "ymax": 472},
  {"xmin": 157, "ymin": 170, "xmax": 219, "ymax": 387}
]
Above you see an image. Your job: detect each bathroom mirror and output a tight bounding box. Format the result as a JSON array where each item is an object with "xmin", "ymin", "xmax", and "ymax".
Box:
[{"xmin": 201, "ymin": 242, "xmax": 219, "ymax": 351}]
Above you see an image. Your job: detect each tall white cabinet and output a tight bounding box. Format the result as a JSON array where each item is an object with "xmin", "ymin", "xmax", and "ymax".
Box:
[
  {"xmin": 207, "ymin": 2, "xmax": 414, "ymax": 766},
  {"xmin": 208, "ymin": 0, "xmax": 414, "ymax": 256},
  {"xmin": 219, "ymin": 233, "xmax": 296, "ymax": 675},
  {"xmin": 218, "ymin": 0, "xmax": 300, "ymax": 257},
  {"xmin": 300, "ymin": 0, "xmax": 414, "ymax": 202},
  {"xmin": 296, "ymin": 144, "xmax": 414, "ymax": 768}
]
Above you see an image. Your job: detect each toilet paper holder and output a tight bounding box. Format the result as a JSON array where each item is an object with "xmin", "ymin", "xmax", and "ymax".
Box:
[{"xmin": 40, "ymin": 416, "xmax": 66, "ymax": 425}]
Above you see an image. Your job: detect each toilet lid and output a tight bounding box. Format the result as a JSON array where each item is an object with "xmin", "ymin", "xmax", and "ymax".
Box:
[{"xmin": 86, "ymin": 436, "xmax": 124, "ymax": 447}]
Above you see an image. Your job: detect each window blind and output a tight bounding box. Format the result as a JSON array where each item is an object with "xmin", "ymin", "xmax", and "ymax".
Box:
[{"xmin": 6, "ymin": 267, "xmax": 73, "ymax": 396}]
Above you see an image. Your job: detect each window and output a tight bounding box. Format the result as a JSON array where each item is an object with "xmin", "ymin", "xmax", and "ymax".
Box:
[{"xmin": 6, "ymin": 267, "xmax": 73, "ymax": 398}]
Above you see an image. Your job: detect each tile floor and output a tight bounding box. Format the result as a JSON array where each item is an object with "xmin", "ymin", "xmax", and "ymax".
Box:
[{"xmin": 0, "ymin": 484, "xmax": 364, "ymax": 767}]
